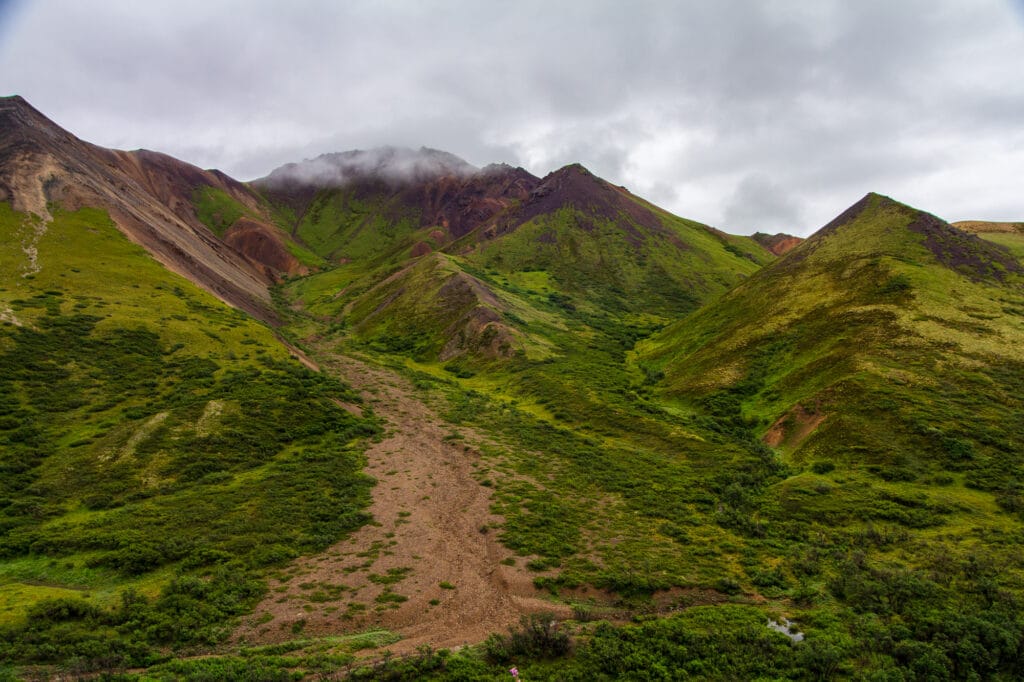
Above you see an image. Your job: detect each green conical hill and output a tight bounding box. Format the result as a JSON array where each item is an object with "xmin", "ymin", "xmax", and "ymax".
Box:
[{"xmin": 640, "ymin": 193, "xmax": 1024, "ymax": 481}]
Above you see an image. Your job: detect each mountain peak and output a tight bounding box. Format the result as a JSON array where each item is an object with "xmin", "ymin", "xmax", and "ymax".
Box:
[
  {"xmin": 0, "ymin": 95, "xmax": 77, "ymax": 151},
  {"xmin": 260, "ymin": 145, "xmax": 478, "ymax": 188},
  {"xmin": 812, "ymin": 192, "xmax": 884, "ymax": 238},
  {"xmin": 492, "ymin": 161, "xmax": 669, "ymax": 243},
  {"xmin": 553, "ymin": 162, "xmax": 591, "ymax": 174},
  {"xmin": 1, "ymin": 94, "xmax": 29, "ymax": 109},
  {"xmin": 0, "ymin": 94, "xmax": 35, "ymax": 115},
  {"xmin": 791, "ymin": 192, "xmax": 1024, "ymax": 283}
]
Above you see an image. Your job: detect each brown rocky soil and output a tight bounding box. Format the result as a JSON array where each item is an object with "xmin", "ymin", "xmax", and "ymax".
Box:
[
  {"xmin": 763, "ymin": 403, "xmax": 827, "ymax": 450},
  {"xmin": 233, "ymin": 348, "xmax": 566, "ymax": 655},
  {"xmin": 224, "ymin": 217, "xmax": 309, "ymax": 277},
  {"xmin": 752, "ymin": 232, "xmax": 803, "ymax": 256}
]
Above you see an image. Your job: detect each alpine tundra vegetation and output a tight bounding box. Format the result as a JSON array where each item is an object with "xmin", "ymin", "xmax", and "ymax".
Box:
[{"xmin": 1, "ymin": 96, "xmax": 1023, "ymax": 680}]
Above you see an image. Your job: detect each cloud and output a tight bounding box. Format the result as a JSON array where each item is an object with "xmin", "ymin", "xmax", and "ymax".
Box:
[
  {"xmin": 723, "ymin": 174, "xmax": 804, "ymax": 235},
  {"xmin": 0, "ymin": 0, "xmax": 1022, "ymax": 235},
  {"xmin": 261, "ymin": 146, "xmax": 477, "ymax": 187}
]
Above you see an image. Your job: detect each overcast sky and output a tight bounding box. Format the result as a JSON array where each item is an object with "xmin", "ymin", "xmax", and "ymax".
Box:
[{"xmin": 2, "ymin": 0, "xmax": 1023, "ymax": 236}]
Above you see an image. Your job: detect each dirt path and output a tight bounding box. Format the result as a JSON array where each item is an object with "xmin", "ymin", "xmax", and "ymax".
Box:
[{"xmin": 234, "ymin": 348, "xmax": 565, "ymax": 655}]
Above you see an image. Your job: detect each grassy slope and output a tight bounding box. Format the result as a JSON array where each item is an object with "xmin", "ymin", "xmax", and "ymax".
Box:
[
  {"xmin": 192, "ymin": 186, "xmax": 327, "ymax": 269},
  {"xmin": 0, "ymin": 202, "xmax": 379, "ymax": 669},
  {"xmin": 268, "ymin": 191, "xmax": 1024, "ymax": 679},
  {"xmin": 191, "ymin": 185, "xmax": 252, "ymax": 238},
  {"xmin": 641, "ymin": 193, "xmax": 1024, "ymax": 470},
  {"xmin": 978, "ymin": 230, "xmax": 1024, "ymax": 260},
  {"xmin": 474, "ymin": 205, "xmax": 771, "ymax": 321},
  {"xmin": 293, "ymin": 189, "xmax": 424, "ymax": 264}
]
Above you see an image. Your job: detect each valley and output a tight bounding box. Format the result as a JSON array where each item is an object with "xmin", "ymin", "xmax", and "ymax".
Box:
[{"xmin": 1, "ymin": 95, "xmax": 1023, "ymax": 680}]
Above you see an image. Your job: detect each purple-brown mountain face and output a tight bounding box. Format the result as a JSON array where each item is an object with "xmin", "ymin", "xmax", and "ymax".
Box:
[
  {"xmin": 0, "ymin": 95, "xmax": 281, "ymax": 322},
  {"xmin": 489, "ymin": 163, "xmax": 678, "ymax": 244},
  {"xmin": 255, "ymin": 147, "xmax": 542, "ymax": 244},
  {"xmin": 413, "ymin": 163, "xmax": 540, "ymax": 239}
]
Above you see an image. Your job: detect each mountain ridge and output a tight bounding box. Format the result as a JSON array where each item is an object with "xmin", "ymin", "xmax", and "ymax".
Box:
[
  {"xmin": 0, "ymin": 95, "xmax": 281, "ymax": 322},
  {"xmin": 259, "ymin": 145, "xmax": 480, "ymax": 189}
]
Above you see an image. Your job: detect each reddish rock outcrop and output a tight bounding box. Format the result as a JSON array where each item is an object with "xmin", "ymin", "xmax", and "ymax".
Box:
[
  {"xmin": 224, "ymin": 217, "xmax": 308, "ymax": 277},
  {"xmin": 751, "ymin": 232, "xmax": 804, "ymax": 256}
]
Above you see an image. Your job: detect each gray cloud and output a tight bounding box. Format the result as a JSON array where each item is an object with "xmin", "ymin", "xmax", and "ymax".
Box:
[
  {"xmin": 723, "ymin": 174, "xmax": 804, "ymax": 234},
  {"xmin": 1, "ymin": 0, "xmax": 1022, "ymax": 235},
  {"xmin": 262, "ymin": 146, "xmax": 477, "ymax": 187}
]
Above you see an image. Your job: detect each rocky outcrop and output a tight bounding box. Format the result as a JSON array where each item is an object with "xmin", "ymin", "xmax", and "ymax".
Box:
[
  {"xmin": 223, "ymin": 217, "xmax": 309, "ymax": 277},
  {"xmin": 752, "ymin": 231, "xmax": 804, "ymax": 256}
]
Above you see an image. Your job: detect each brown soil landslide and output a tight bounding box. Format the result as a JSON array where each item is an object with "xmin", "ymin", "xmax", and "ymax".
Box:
[
  {"xmin": 234, "ymin": 349, "xmax": 562, "ymax": 655},
  {"xmin": 763, "ymin": 403, "xmax": 827, "ymax": 450}
]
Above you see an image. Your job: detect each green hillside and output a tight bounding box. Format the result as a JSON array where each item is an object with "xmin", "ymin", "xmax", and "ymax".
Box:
[
  {"xmin": 290, "ymin": 188, "xmax": 424, "ymax": 263},
  {"xmin": 280, "ymin": 163, "xmax": 775, "ymax": 369},
  {"xmin": 0, "ymin": 202, "xmax": 379, "ymax": 669},
  {"xmin": 606, "ymin": 193, "xmax": 1024, "ymax": 678},
  {"xmin": 473, "ymin": 203, "xmax": 771, "ymax": 320},
  {"xmin": 641, "ymin": 193, "xmax": 1024, "ymax": 473},
  {"xmin": 258, "ymin": 191, "xmax": 1024, "ymax": 679},
  {"xmin": 5, "ymin": 151, "xmax": 1024, "ymax": 678}
]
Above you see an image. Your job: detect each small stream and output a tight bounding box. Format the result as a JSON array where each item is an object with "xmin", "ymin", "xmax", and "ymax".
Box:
[{"xmin": 767, "ymin": 617, "xmax": 804, "ymax": 642}]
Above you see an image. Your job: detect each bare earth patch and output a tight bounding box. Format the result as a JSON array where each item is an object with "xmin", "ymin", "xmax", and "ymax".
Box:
[
  {"xmin": 763, "ymin": 403, "xmax": 827, "ymax": 450},
  {"xmin": 234, "ymin": 349, "xmax": 565, "ymax": 655}
]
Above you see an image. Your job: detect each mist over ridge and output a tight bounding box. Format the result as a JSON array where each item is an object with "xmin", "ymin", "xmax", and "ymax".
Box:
[{"xmin": 261, "ymin": 145, "xmax": 479, "ymax": 188}]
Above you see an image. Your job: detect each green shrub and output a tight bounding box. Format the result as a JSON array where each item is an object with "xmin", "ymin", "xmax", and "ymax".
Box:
[
  {"xmin": 483, "ymin": 613, "xmax": 571, "ymax": 663},
  {"xmin": 811, "ymin": 461, "xmax": 835, "ymax": 474}
]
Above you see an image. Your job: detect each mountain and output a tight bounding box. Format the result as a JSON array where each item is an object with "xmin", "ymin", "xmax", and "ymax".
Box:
[
  {"xmin": 641, "ymin": 192, "xmax": 1024, "ymax": 474},
  {"xmin": 261, "ymin": 146, "xmax": 479, "ymax": 187},
  {"xmin": 278, "ymin": 160, "xmax": 777, "ymax": 373},
  {"xmin": 469, "ymin": 163, "xmax": 774, "ymax": 317},
  {"xmin": 4, "ymin": 99, "xmax": 1024, "ymax": 680},
  {"xmin": 0, "ymin": 96, "xmax": 296, "ymax": 321}
]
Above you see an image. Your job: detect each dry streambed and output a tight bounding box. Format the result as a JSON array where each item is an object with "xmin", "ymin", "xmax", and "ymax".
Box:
[{"xmin": 234, "ymin": 350, "xmax": 564, "ymax": 655}]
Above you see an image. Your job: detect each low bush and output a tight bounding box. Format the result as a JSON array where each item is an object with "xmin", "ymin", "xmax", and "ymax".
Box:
[{"xmin": 483, "ymin": 613, "xmax": 571, "ymax": 663}]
